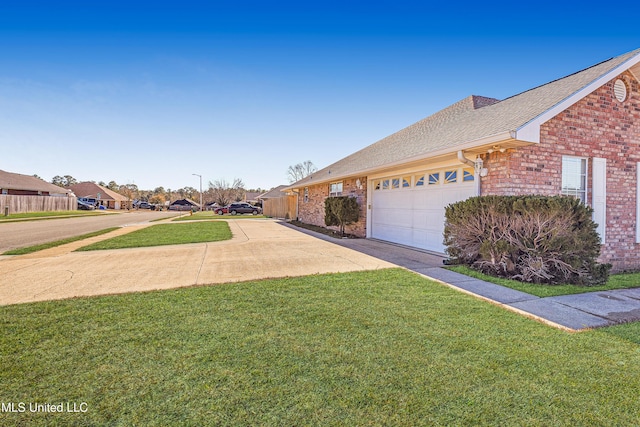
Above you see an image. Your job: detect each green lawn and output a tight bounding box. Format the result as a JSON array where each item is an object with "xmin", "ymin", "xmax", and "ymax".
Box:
[
  {"xmin": 2, "ymin": 268, "xmax": 640, "ymax": 426},
  {"xmin": 0, "ymin": 210, "xmax": 107, "ymax": 222},
  {"xmin": 448, "ymin": 265, "xmax": 640, "ymax": 297},
  {"xmin": 75, "ymin": 221, "xmax": 232, "ymax": 251},
  {"xmin": 2, "ymin": 228, "xmax": 120, "ymax": 255},
  {"xmin": 173, "ymin": 211, "xmax": 266, "ymax": 221}
]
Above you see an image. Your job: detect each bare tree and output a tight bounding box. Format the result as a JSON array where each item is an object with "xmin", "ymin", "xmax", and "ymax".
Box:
[
  {"xmin": 209, "ymin": 178, "xmax": 245, "ymax": 206},
  {"xmin": 287, "ymin": 160, "xmax": 317, "ymax": 183}
]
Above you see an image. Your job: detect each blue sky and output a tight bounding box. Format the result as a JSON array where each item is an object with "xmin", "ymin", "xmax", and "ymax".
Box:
[{"xmin": 1, "ymin": 1, "xmax": 639, "ymax": 191}]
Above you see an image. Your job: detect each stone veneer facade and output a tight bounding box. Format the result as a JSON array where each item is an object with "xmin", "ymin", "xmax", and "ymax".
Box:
[
  {"xmin": 297, "ymin": 177, "xmax": 368, "ymax": 237},
  {"xmin": 481, "ymin": 72, "xmax": 640, "ymax": 272}
]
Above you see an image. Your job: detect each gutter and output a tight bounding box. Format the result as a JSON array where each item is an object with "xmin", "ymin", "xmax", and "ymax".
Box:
[
  {"xmin": 285, "ymin": 130, "xmax": 514, "ymax": 191},
  {"xmin": 457, "ymin": 151, "xmax": 475, "ymax": 168},
  {"xmin": 457, "ymin": 150, "xmax": 483, "ymax": 196}
]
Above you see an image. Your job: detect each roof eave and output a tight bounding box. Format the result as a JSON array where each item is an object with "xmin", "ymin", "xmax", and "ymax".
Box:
[
  {"xmin": 286, "ymin": 131, "xmax": 518, "ymax": 190},
  {"xmin": 515, "ymin": 50, "xmax": 640, "ymax": 143}
]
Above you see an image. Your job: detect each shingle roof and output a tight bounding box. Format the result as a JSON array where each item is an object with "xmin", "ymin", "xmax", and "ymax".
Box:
[
  {"xmin": 258, "ymin": 185, "xmax": 289, "ymax": 199},
  {"xmin": 69, "ymin": 182, "xmax": 128, "ymax": 201},
  {"xmin": 290, "ymin": 48, "xmax": 640, "ymax": 188},
  {"xmin": 0, "ymin": 169, "xmax": 71, "ymax": 194},
  {"xmin": 170, "ymin": 198, "xmax": 201, "ymax": 207}
]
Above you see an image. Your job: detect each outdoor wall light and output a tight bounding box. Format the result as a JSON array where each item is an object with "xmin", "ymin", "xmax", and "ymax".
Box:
[
  {"xmin": 475, "ymin": 155, "xmax": 488, "ymax": 177},
  {"xmin": 474, "ymin": 156, "xmax": 484, "ymax": 174}
]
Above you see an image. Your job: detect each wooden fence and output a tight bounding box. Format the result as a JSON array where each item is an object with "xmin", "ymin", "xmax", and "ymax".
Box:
[
  {"xmin": 0, "ymin": 195, "xmax": 77, "ymax": 215},
  {"xmin": 263, "ymin": 195, "xmax": 297, "ymax": 219}
]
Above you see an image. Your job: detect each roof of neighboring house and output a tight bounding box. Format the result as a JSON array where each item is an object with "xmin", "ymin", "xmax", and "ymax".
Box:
[
  {"xmin": 289, "ymin": 48, "xmax": 640, "ymax": 189},
  {"xmin": 170, "ymin": 198, "xmax": 201, "ymax": 207},
  {"xmin": 258, "ymin": 185, "xmax": 290, "ymax": 199},
  {"xmin": 69, "ymin": 182, "xmax": 128, "ymax": 201},
  {"xmin": 0, "ymin": 169, "xmax": 71, "ymax": 194},
  {"xmin": 245, "ymin": 192, "xmax": 261, "ymax": 201}
]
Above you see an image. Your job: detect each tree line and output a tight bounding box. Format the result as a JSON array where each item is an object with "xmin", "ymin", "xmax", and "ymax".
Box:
[
  {"xmin": 50, "ymin": 175, "xmax": 262, "ymax": 207},
  {"xmin": 48, "ymin": 160, "xmax": 317, "ymax": 207}
]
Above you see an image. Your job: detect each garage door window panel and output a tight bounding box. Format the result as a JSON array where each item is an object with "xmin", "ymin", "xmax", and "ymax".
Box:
[
  {"xmin": 463, "ymin": 168, "xmax": 475, "ymax": 182},
  {"xmin": 444, "ymin": 170, "xmax": 457, "ymax": 184},
  {"xmin": 428, "ymin": 173, "xmax": 440, "ymax": 185}
]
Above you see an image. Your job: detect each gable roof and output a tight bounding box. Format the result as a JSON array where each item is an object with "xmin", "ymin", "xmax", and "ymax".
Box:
[
  {"xmin": 170, "ymin": 198, "xmax": 201, "ymax": 207},
  {"xmin": 245, "ymin": 191, "xmax": 262, "ymax": 201},
  {"xmin": 290, "ymin": 48, "xmax": 640, "ymax": 189},
  {"xmin": 0, "ymin": 169, "xmax": 71, "ymax": 194},
  {"xmin": 258, "ymin": 185, "xmax": 290, "ymax": 199},
  {"xmin": 69, "ymin": 182, "xmax": 128, "ymax": 201}
]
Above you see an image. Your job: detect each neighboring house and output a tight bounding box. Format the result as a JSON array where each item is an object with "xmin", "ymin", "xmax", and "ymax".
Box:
[
  {"xmin": 245, "ymin": 192, "xmax": 262, "ymax": 204},
  {"xmin": 69, "ymin": 182, "xmax": 130, "ymax": 209},
  {"xmin": 259, "ymin": 185, "xmax": 296, "ymax": 219},
  {"xmin": 169, "ymin": 198, "xmax": 201, "ymax": 211},
  {"xmin": 204, "ymin": 202, "xmax": 219, "ymax": 211},
  {"xmin": 0, "ymin": 170, "xmax": 72, "ymax": 196},
  {"xmin": 288, "ymin": 48, "xmax": 640, "ymax": 273},
  {"xmin": 257, "ymin": 185, "xmax": 290, "ymax": 201}
]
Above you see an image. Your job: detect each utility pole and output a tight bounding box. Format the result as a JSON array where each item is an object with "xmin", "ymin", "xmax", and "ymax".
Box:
[{"xmin": 192, "ymin": 173, "xmax": 203, "ymax": 211}]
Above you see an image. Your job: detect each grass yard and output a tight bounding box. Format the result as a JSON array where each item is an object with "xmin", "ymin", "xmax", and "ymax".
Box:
[
  {"xmin": 2, "ymin": 268, "xmax": 640, "ymax": 426},
  {"xmin": 2, "ymin": 228, "xmax": 120, "ymax": 255},
  {"xmin": 447, "ymin": 265, "xmax": 640, "ymax": 298},
  {"xmin": 173, "ymin": 211, "xmax": 266, "ymax": 221},
  {"xmin": 75, "ymin": 221, "xmax": 232, "ymax": 251},
  {"xmin": 0, "ymin": 210, "xmax": 107, "ymax": 222}
]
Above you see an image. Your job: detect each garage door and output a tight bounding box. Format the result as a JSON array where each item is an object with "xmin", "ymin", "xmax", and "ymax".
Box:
[{"xmin": 371, "ymin": 167, "xmax": 476, "ymax": 253}]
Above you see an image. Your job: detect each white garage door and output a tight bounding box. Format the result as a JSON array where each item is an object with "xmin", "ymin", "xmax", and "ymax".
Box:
[{"xmin": 371, "ymin": 167, "xmax": 476, "ymax": 253}]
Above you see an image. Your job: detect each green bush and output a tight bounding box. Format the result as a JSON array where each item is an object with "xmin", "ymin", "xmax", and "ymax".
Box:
[
  {"xmin": 443, "ymin": 195, "xmax": 611, "ymax": 286},
  {"xmin": 324, "ymin": 196, "xmax": 360, "ymax": 236}
]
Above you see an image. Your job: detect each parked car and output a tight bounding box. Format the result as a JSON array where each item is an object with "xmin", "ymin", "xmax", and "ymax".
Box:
[
  {"xmin": 78, "ymin": 197, "xmax": 98, "ymax": 207},
  {"xmin": 216, "ymin": 202, "xmax": 262, "ymax": 215},
  {"xmin": 137, "ymin": 202, "xmax": 152, "ymax": 209},
  {"xmin": 77, "ymin": 199, "xmax": 95, "ymax": 210},
  {"xmin": 214, "ymin": 206, "xmax": 229, "ymax": 215}
]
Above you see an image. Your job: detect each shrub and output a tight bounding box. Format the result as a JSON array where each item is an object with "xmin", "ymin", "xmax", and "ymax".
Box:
[
  {"xmin": 324, "ymin": 196, "xmax": 360, "ymax": 237},
  {"xmin": 443, "ymin": 195, "xmax": 611, "ymax": 286}
]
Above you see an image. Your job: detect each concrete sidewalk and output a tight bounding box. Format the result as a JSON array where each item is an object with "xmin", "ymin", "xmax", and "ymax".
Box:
[
  {"xmin": 421, "ymin": 268, "xmax": 640, "ymax": 331},
  {"xmin": 287, "ymin": 223, "xmax": 640, "ymax": 331}
]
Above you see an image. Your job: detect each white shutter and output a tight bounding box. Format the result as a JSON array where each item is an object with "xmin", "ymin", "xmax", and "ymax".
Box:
[{"xmin": 592, "ymin": 157, "xmax": 606, "ymax": 243}]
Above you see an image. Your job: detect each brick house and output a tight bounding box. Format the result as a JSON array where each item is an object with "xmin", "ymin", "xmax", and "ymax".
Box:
[
  {"xmin": 0, "ymin": 169, "xmax": 71, "ymax": 196},
  {"xmin": 69, "ymin": 182, "xmax": 130, "ymax": 209},
  {"xmin": 288, "ymin": 48, "xmax": 640, "ymax": 273}
]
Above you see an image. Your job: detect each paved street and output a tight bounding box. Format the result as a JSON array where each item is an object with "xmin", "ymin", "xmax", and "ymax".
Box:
[{"xmin": 0, "ymin": 210, "xmax": 180, "ymax": 253}]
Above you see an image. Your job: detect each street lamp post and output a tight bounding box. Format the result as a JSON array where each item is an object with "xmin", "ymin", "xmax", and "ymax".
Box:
[{"xmin": 192, "ymin": 173, "xmax": 203, "ymax": 211}]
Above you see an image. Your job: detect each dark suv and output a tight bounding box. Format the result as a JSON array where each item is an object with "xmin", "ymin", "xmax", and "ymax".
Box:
[{"xmin": 218, "ymin": 202, "xmax": 262, "ymax": 215}]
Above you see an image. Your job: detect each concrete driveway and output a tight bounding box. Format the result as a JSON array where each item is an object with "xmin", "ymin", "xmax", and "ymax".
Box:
[{"xmin": 0, "ymin": 219, "xmax": 397, "ymax": 305}]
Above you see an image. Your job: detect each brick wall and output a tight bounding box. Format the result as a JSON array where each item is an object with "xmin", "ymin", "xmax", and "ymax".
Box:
[
  {"xmin": 297, "ymin": 177, "xmax": 368, "ymax": 237},
  {"xmin": 482, "ymin": 72, "xmax": 640, "ymax": 272}
]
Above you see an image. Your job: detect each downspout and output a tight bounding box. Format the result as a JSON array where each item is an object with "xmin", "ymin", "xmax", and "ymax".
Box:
[{"xmin": 457, "ymin": 150, "xmax": 482, "ymax": 196}]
